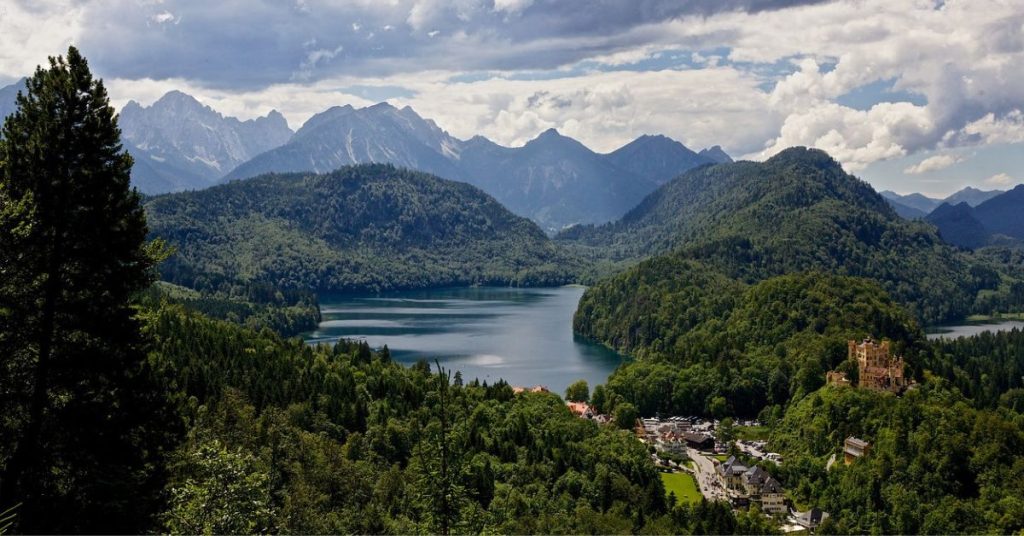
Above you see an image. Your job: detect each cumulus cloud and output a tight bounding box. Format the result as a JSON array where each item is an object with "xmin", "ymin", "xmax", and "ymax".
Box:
[
  {"xmin": 3, "ymin": 0, "xmax": 1024, "ymax": 187},
  {"xmin": 0, "ymin": 1, "xmax": 83, "ymax": 81},
  {"xmin": 149, "ymin": 10, "xmax": 179, "ymax": 25},
  {"xmin": 722, "ymin": 0, "xmax": 1024, "ymax": 170},
  {"xmin": 985, "ymin": 172, "xmax": 1016, "ymax": 187},
  {"xmin": 903, "ymin": 154, "xmax": 963, "ymax": 174}
]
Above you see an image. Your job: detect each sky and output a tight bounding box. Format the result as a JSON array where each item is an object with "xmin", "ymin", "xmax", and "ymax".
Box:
[{"xmin": 1, "ymin": 0, "xmax": 1022, "ymax": 197}]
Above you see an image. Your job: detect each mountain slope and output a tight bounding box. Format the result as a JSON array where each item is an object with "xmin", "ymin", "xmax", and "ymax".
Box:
[
  {"xmin": 604, "ymin": 134, "xmax": 721, "ymax": 185},
  {"xmin": 147, "ymin": 164, "xmax": 579, "ymax": 293},
  {"xmin": 120, "ymin": 91, "xmax": 293, "ymax": 193},
  {"xmin": 224, "ymin": 103, "xmax": 463, "ymax": 183},
  {"xmin": 887, "ymin": 199, "xmax": 928, "ymax": 219},
  {"xmin": 925, "ymin": 202, "xmax": 993, "ymax": 249},
  {"xmin": 458, "ymin": 128, "xmax": 657, "ymax": 231},
  {"xmin": 944, "ymin": 186, "xmax": 1003, "ymax": 207},
  {"xmin": 880, "ymin": 190, "xmax": 941, "ymax": 214},
  {"xmin": 697, "ymin": 145, "xmax": 733, "ymax": 164},
  {"xmin": 973, "ymin": 184, "xmax": 1024, "ymax": 240},
  {"xmin": 566, "ymin": 147, "xmax": 994, "ymax": 325},
  {"xmin": 0, "ymin": 78, "xmax": 26, "ymax": 121}
]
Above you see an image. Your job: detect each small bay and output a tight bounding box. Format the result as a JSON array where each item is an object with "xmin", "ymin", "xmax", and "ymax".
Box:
[{"xmin": 304, "ymin": 286, "xmax": 626, "ymax": 395}]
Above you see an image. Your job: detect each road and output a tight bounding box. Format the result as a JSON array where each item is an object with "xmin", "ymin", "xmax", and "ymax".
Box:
[{"xmin": 687, "ymin": 447, "xmax": 729, "ymax": 502}]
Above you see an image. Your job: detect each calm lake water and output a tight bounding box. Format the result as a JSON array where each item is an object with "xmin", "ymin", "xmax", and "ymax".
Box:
[
  {"xmin": 303, "ymin": 286, "xmax": 626, "ymax": 394},
  {"xmin": 925, "ymin": 320, "xmax": 1024, "ymax": 340}
]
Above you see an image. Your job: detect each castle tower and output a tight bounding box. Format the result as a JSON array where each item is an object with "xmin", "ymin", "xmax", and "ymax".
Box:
[{"xmin": 849, "ymin": 338, "xmax": 906, "ymax": 393}]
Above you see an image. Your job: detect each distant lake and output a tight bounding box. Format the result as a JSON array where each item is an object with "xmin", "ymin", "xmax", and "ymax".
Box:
[
  {"xmin": 303, "ymin": 286, "xmax": 626, "ymax": 394},
  {"xmin": 926, "ymin": 320, "xmax": 1024, "ymax": 340}
]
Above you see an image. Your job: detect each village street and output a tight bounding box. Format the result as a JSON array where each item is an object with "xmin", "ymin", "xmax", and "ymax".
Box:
[{"xmin": 687, "ymin": 447, "xmax": 728, "ymax": 502}]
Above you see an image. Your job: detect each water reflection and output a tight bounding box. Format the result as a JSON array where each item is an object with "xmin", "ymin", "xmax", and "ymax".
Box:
[{"xmin": 304, "ymin": 286, "xmax": 626, "ymax": 394}]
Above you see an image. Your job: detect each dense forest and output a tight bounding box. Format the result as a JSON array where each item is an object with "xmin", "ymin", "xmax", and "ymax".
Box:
[
  {"xmin": 146, "ymin": 164, "xmax": 582, "ymax": 295},
  {"xmin": 140, "ymin": 303, "xmax": 779, "ymax": 534},
  {"xmin": 770, "ymin": 384, "xmax": 1024, "ymax": 534},
  {"xmin": 579, "ymin": 271, "xmax": 924, "ymax": 417},
  {"xmin": 562, "ymin": 147, "xmax": 1018, "ymax": 324},
  {"xmin": 139, "ymin": 281, "xmax": 322, "ymax": 337}
]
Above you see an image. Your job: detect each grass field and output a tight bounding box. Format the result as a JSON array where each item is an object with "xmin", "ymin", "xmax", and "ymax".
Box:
[
  {"xmin": 661, "ymin": 472, "xmax": 702, "ymax": 504},
  {"xmin": 713, "ymin": 454, "xmax": 730, "ymax": 462}
]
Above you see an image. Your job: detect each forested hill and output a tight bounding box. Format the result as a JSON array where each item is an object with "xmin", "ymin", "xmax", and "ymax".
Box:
[
  {"xmin": 146, "ymin": 164, "xmax": 581, "ymax": 294},
  {"xmin": 563, "ymin": 147, "xmax": 1000, "ymax": 324}
]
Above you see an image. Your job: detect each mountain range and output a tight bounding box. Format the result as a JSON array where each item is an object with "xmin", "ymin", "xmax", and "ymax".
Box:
[
  {"xmin": 881, "ymin": 187, "xmax": 1004, "ymax": 219},
  {"xmin": 925, "ymin": 185, "xmax": 1024, "ymax": 249},
  {"xmin": 2, "ymin": 81, "xmax": 733, "ymax": 232},
  {"xmin": 222, "ymin": 100, "xmax": 730, "ymax": 231},
  {"xmin": 119, "ymin": 91, "xmax": 294, "ymax": 193}
]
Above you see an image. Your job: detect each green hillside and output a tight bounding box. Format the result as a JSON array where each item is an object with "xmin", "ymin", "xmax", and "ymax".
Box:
[
  {"xmin": 146, "ymin": 164, "xmax": 581, "ymax": 294},
  {"xmin": 584, "ymin": 272, "xmax": 924, "ymax": 417},
  {"xmin": 565, "ymin": 147, "xmax": 1004, "ymax": 326}
]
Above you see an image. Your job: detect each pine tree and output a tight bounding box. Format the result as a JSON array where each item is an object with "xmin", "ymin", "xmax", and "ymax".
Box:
[{"xmin": 0, "ymin": 47, "xmax": 168, "ymax": 532}]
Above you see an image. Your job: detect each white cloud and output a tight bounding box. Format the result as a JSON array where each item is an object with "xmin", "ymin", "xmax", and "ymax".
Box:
[
  {"xmin": 149, "ymin": 10, "xmax": 179, "ymax": 25},
  {"xmin": 903, "ymin": 154, "xmax": 963, "ymax": 174},
  {"xmin": 753, "ymin": 100, "xmax": 934, "ymax": 171},
  {"xmin": 678, "ymin": 0, "xmax": 1024, "ymax": 170},
  {"xmin": 960, "ymin": 110, "xmax": 1024, "ymax": 145},
  {"xmin": 493, "ymin": 0, "xmax": 534, "ymax": 15},
  {"xmin": 985, "ymin": 172, "xmax": 1015, "ymax": 187},
  {"xmin": 0, "ymin": 1, "xmax": 83, "ymax": 81}
]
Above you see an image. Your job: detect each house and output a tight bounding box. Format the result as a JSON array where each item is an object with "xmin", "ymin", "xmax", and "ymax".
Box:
[
  {"xmin": 741, "ymin": 465, "xmax": 770, "ymax": 496},
  {"xmin": 567, "ymin": 401, "xmax": 593, "ymax": 418},
  {"xmin": 683, "ymin": 431, "xmax": 714, "ymax": 450},
  {"xmin": 656, "ymin": 437, "xmax": 688, "ymax": 458},
  {"xmin": 795, "ymin": 508, "xmax": 829, "ymax": 530},
  {"xmin": 716, "ymin": 456, "xmax": 748, "ymax": 490},
  {"xmin": 844, "ymin": 436, "xmax": 870, "ymax": 464},
  {"xmin": 759, "ymin": 477, "xmax": 787, "ymax": 515}
]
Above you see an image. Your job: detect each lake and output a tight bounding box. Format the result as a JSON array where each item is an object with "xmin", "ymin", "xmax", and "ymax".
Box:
[
  {"xmin": 925, "ymin": 320, "xmax": 1024, "ymax": 340},
  {"xmin": 303, "ymin": 286, "xmax": 627, "ymax": 394}
]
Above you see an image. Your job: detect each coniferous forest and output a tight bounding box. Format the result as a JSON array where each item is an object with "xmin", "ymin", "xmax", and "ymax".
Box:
[{"xmin": 2, "ymin": 36, "xmax": 1024, "ymax": 536}]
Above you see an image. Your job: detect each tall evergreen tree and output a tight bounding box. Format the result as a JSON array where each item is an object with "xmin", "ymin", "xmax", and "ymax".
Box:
[{"xmin": 0, "ymin": 47, "xmax": 167, "ymax": 532}]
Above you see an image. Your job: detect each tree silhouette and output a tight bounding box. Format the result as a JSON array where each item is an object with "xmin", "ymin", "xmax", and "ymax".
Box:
[{"xmin": 0, "ymin": 47, "xmax": 167, "ymax": 532}]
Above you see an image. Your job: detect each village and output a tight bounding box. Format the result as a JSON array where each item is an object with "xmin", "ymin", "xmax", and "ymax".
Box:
[{"xmin": 556, "ymin": 338, "xmax": 907, "ymax": 533}]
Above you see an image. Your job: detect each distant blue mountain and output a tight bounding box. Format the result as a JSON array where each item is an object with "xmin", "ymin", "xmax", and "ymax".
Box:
[
  {"xmin": 0, "ymin": 78, "xmax": 27, "ymax": 123},
  {"xmin": 225, "ymin": 103, "xmax": 729, "ymax": 231},
  {"xmin": 924, "ymin": 186, "xmax": 1024, "ymax": 249}
]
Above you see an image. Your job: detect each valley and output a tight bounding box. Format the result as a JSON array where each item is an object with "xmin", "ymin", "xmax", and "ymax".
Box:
[{"xmin": 4, "ymin": 28, "xmax": 1024, "ymax": 536}]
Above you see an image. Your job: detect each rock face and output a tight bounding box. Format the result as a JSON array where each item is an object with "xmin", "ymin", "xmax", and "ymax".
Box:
[
  {"xmin": 119, "ymin": 91, "xmax": 293, "ymax": 193},
  {"xmin": 223, "ymin": 103, "xmax": 463, "ymax": 184}
]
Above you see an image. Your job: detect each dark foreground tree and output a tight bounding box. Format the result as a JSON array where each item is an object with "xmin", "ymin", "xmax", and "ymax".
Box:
[{"xmin": 0, "ymin": 47, "xmax": 169, "ymax": 532}]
